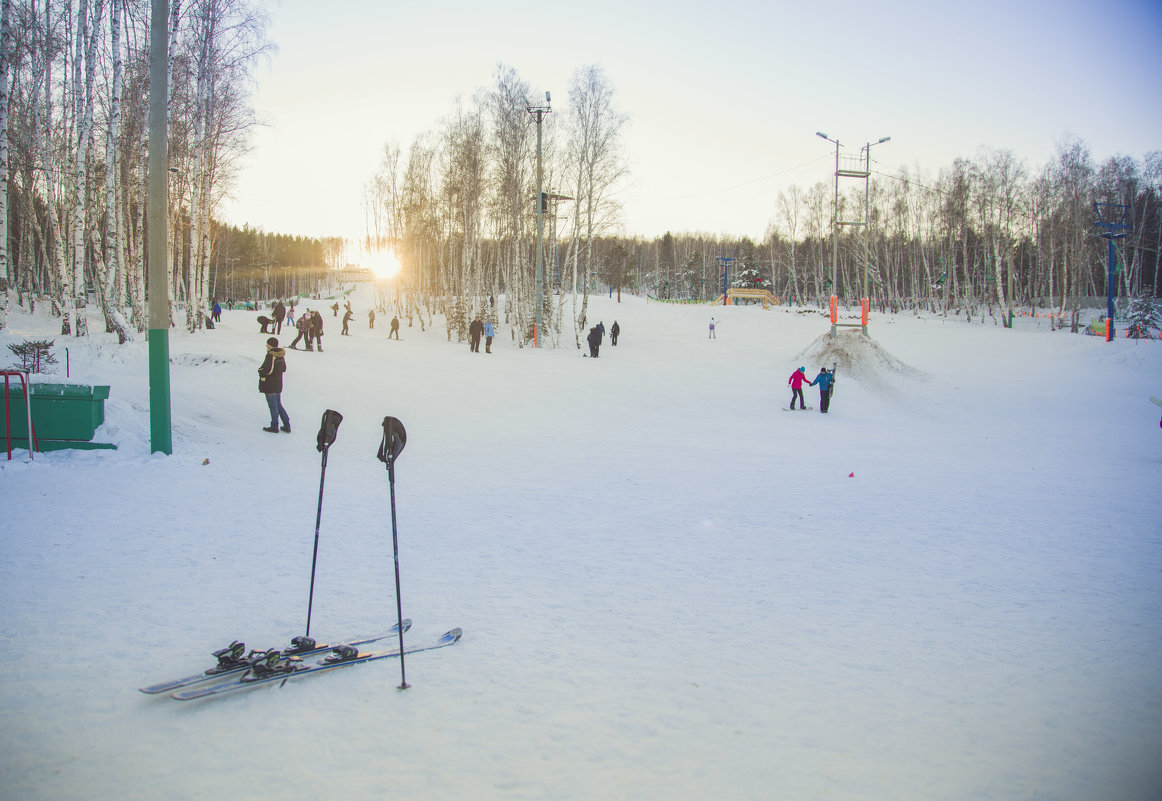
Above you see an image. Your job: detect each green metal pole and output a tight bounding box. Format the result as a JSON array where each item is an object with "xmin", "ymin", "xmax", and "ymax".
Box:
[{"xmin": 148, "ymin": 0, "xmax": 171, "ymax": 454}]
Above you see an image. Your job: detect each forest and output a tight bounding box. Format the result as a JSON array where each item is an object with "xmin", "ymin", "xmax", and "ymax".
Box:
[{"xmin": 0, "ymin": 0, "xmax": 1158, "ymax": 346}]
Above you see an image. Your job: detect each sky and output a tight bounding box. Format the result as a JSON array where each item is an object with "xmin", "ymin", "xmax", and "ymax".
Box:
[{"xmin": 216, "ymin": 0, "xmax": 1162, "ymax": 243}]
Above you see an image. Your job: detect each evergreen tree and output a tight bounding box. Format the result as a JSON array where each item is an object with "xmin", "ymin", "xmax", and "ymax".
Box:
[{"xmin": 1125, "ymin": 293, "xmax": 1160, "ymax": 338}]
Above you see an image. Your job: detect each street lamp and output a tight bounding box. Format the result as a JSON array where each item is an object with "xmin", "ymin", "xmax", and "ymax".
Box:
[
  {"xmin": 527, "ymin": 91, "xmax": 551, "ymax": 347},
  {"xmin": 817, "ymin": 132, "xmax": 840, "ymax": 337},
  {"xmin": 860, "ymin": 136, "xmax": 890, "ymax": 335}
]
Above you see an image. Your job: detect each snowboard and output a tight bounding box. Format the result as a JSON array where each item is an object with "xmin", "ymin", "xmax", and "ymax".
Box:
[
  {"xmin": 1151, "ymin": 396, "xmax": 1162, "ymax": 408},
  {"xmin": 782, "ymin": 406, "xmax": 814, "ymax": 411}
]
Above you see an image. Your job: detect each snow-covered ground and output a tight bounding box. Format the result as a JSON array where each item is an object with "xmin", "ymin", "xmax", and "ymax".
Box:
[{"xmin": 1, "ymin": 288, "xmax": 1160, "ymax": 801}]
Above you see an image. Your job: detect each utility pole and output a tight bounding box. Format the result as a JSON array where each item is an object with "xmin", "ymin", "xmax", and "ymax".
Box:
[
  {"xmin": 148, "ymin": 0, "xmax": 171, "ymax": 453},
  {"xmin": 860, "ymin": 136, "xmax": 889, "ymax": 335},
  {"xmin": 526, "ymin": 92, "xmax": 551, "ymax": 347}
]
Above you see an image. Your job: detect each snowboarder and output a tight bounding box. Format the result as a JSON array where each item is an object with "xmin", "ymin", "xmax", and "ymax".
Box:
[
  {"xmin": 258, "ymin": 337, "xmax": 291, "ymax": 434},
  {"xmin": 289, "ymin": 313, "xmax": 310, "ymax": 350},
  {"xmin": 810, "ymin": 367, "xmax": 835, "ymax": 413},
  {"xmin": 273, "ymin": 300, "xmax": 286, "ymax": 334},
  {"xmin": 389, "ymin": 315, "xmax": 400, "ymax": 339},
  {"xmin": 469, "ymin": 317, "xmax": 484, "ymax": 353},
  {"xmin": 611, "ymin": 321, "xmax": 620, "ymax": 346},
  {"xmin": 341, "ymin": 308, "xmax": 353, "ymax": 335},
  {"xmin": 788, "ymin": 366, "xmax": 811, "ymax": 410},
  {"xmin": 709, "ymin": 318, "xmax": 717, "ymax": 339},
  {"xmin": 587, "ymin": 326, "xmax": 602, "ymax": 358},
  {"xmin": 331, "ymin": 302, "xmax": 339, "ymax": 317},
  {"xmin": 484, "ymin": 320, "xmax": 495, "ymax": 353}
]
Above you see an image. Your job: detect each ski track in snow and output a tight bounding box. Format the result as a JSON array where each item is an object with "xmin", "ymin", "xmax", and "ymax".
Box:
[{"xmin": 2, "ymin": 290, "xmax": 1161, "ymax": 801}]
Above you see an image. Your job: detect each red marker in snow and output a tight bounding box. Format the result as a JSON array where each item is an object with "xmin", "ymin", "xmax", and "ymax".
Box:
[{"xmin": 848, "ymin": 472, "xmax": 855, "ymax": 477}]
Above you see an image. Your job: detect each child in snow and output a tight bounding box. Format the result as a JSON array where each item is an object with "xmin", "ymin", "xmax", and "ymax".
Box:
[
  {"xmin": 788, "ymin": 366, "xmax": 811, "ymax": 410},
  {"xmin": 810, "ymin": 367, "xmax": 835, "ymax": 413}
]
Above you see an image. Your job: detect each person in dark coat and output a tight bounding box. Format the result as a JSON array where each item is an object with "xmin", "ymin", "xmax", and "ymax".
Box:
[
  {"xmin": 331, "ymin": 302, "xmax": 340, "ymax": 317},
  {"xmin": 341, "ymin": 308, "xmax": 353, "ymax": 335},
  {"xmin": 258, "ymin": 337, "xmax": 291, "ymax": 433},
  {"xmin": 587, "ymin": 326, "xmax": 601, "ymax": 358},
  {"xmin": 211, "ymin": 300, "xmax": 222, "ymax": 323},
  {"xmin": 810, "ymin": 367, "xmax": 835, "ymax": 413},
  {"xmin": 368, "ymin": 309, "xmax": 376, "ymax": 329},
  {"xmin": 257, "ymin": 315, "xmax": 273, "ymax": 333},
  {"xmin": 389, "ymin": 315, "xmax": 400, "ymax": 339},
  {"xmin": 309, "ymin": 310, "xmax": 324, "ymax": 351},
  {"xmin": 273, "ymin": 300, "xmax": 286, "ymax": 334},
  {"xmin": 468, "ymin": 316, "xmax": 484, "ymax": 353},
  {"xmin": 610, "ymin": 321, "xmax": 620, "ymax": 346}
]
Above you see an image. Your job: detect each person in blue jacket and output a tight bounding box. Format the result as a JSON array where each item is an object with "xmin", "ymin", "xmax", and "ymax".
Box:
[
  {"xmin": 484, "ymin": 320, "xmax": 496, "ymax": 353},
  {"xmin": 810, "ymin": 366, "xmax": 835, "ymax": 413}
]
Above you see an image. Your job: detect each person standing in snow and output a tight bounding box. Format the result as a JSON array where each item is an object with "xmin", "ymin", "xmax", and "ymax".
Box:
[
  {"xmin": 368, "ymin": 309, "xmax": 376, "ymax": 329},
  {"xmin": 587, "ymin": 326, "xmax": 602, "ymax": 358},
  {"xmin": 788, "ymin": 366, "xmax": 811, "ymax": 410},
  {"xmin": 258, "ymin": 337, "xmax": 291, "ymax": 434},
  {"xmin": 810, "ymin": 367, "xmax": 835, "ymax": 413},
  {"xmin": 286, "ymin": 304, "xmax": 296, "ymax": 326},
  {"xmin": 468, "ymin": 316, "xmax": 484, "ymax": 353},
  {"xmin": 484, "ymin": 319, "xmax": 495, "ymax": 353},
  {"xmin": 211, "ymin": 300, "xmax": 222, "ymax": 323},
  {"xmin": 331, "ymin": 302, "xmax": 339, "ymax": 317},
  {"xmin": 341, "ymin": 308, "xmax": 353, "ymax": 335},
  {"xmin": 709, "ymin": 318, "xmax": 717, "ymax": 339},
  {"xmin": 273, "ymin": 300, "xmax": 286, "ymax": 335},
  {"xmin": 289, "ymin": 313, "xmax": 310, "ymax": 349},
  {"xmin": 389, "ymin": 315, "xmax": 400, "ymax": 339},
  {"xmin": 610, "ymin": 321, "xmax": 620, "ymax": 346},
  {"xmin": 310, "ymin": 310, "xmax": 325, "ymax": 351}
]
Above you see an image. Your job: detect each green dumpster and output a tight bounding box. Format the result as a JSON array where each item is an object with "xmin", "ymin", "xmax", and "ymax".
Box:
[{"xmin": 4, "ymin": 383, "xmax": 116, "ymax": 451}]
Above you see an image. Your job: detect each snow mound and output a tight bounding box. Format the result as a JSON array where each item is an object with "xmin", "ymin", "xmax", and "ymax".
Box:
[{"xmin": 795, "ymin": 330, "xmax": 926, "ymax": 389}]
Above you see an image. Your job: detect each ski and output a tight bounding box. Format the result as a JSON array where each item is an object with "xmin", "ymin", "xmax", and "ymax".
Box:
[
  {"xmin": 139, "ymin": 619, "xmax": 411, "ymax": 695},
  {"xmin": 170, "ymin": 627, "xmax": 462, "ymax": 701}
]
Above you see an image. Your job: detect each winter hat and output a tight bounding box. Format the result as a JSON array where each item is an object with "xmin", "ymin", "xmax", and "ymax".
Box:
[
  {"xmin": 799, "ymin": 366, "xmax": 806, "ymax": 372},
  {"xmin": 267, "ymin": 337, "xmax": 279, "ymax": 347}
]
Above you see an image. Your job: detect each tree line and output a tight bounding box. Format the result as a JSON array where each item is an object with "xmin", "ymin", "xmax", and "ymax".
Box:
[{"xmin": 0, "ymin": 0, "xmax": 297, "ymax": 340}]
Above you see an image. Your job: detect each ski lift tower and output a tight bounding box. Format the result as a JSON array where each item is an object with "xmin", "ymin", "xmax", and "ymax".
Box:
[
  {"xmin": 817, "ymin": 132, "xmax": 874, "ymax": 338},
  {"xmin": 717, "ymin": 251, "xmax": 738, "ymax": 305},
  {"xmin": 527, "ymin": 91, "xmax": 551, "ymax": 347},
  {"xmin": 1093, "ymin": 202, "xmax": 1130, "ymax": 342}
]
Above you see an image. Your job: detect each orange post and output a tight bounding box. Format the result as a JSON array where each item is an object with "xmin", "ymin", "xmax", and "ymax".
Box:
[
  {"xmin": 830, "ymin": 296, "xmax": 838, "ymax": 324},
  {"xmin": 861, "ymin": 298, "xmax": 869, "ymax": 326}
]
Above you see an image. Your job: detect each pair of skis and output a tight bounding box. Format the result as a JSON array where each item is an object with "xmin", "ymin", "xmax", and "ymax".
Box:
[{"xmin": 141, "ymin": 620, "xmax": 463, "ymax": 700}]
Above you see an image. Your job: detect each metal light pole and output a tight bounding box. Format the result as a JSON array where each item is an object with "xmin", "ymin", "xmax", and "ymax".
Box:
[
  {"xmin": 148, "ymin": 0, "xmax": 172, "ymax": 453},
  {"xmin": 527, "ymin": 92, "xmax": 551, "ymax": 347},
  {"xmin": 860, "ymin": 136, "xmax": 889, "ymax": 336},
  {"xmin": 817, "ymin": 132, "xmax": 840, "ymax": 337}
]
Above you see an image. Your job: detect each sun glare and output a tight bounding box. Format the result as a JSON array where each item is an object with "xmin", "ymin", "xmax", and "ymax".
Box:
[{"xmin": 365, "ymin": 249, "xmax": 402, "ymax": 279}]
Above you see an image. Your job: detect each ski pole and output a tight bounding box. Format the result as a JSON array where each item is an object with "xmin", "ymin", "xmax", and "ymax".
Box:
[
  {"xmin": 377, "ymin": 415, "xmax": 409, "ymax": 689},
  {"xmin": 306, "ymin": 409, "xmax": 343, "ymax": 639}
]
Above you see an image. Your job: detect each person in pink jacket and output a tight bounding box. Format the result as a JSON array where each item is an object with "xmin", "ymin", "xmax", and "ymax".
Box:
[{"xmin": 788, "ymin": 366, "xmax": 811, "ymax": 410}]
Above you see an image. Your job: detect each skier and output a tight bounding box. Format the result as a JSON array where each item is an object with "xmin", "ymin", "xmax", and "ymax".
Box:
[
  {"xmin": 468, "ymin": 316, "xmax": 484, "ymax": 353},
  {"xmin": 273, "ymin": 300, "xmax": 286, "ymax": 334},
  {"xmin": 610, "ymin": 321, "xmax": 620, "ymax": 346},
  {"xmin": 709, "ymin": 318, "xmax": 717, "ymax": 339},
  {"xmin": 787, "ymin": 366, "xmax": 811, "ymax": 410},
  {"xmin": 587, "ymin": 326, "xmax": 602, "ymax": 358},
  {"xmin": 389, "ymin": 315, "xmax": 400, "ymax": 339},
  {"xmin": 810, "ymin": 367, "xmax": 835, "ymax": 413},
  {"xmin": 258, "ymin": 337, "xmax": 291, "ymax": 434},
  {"xmin": 341, "ymin": 308, "xmax": 353, "ymax": 335},
  {"xmin": 484, "ymin": 319, "xmax": 495, "ymax": 353},
  {"xmin": 331, "ymin": 302, "xmax": 339, "ymax": 317}
]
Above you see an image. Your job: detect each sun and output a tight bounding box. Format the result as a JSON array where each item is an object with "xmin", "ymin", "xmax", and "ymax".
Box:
[{"xmin": 365, "ymin": 248, "xmax": 402, "ymax": 279}]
